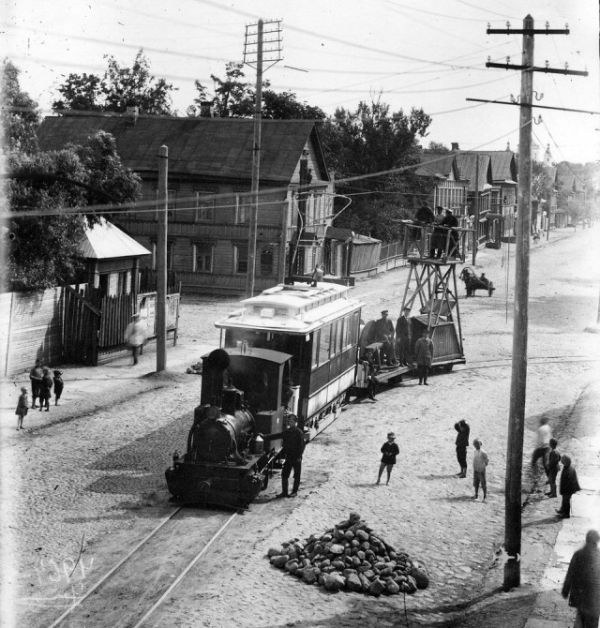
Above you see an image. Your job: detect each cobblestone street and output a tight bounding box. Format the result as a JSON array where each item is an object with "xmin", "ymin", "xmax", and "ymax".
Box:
[{"xmin": 1, "ymin": 226, "xmax": 599, "ymax": 628}]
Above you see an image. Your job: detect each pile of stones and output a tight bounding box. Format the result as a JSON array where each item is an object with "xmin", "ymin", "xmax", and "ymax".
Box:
[{"xmin": 267, "ymin": 512, "xmax": 429, "ymax": 596}]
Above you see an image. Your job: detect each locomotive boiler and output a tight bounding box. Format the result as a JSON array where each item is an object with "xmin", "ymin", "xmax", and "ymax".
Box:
[{"xmin": 166, "ymin": 347, "xmax": 293, "ymax": 508}]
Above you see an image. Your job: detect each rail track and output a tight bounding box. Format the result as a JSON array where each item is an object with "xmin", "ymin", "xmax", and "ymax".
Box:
[{"xmin": 46, "ymin": 508, "xmax": 238, "ymax": 628}]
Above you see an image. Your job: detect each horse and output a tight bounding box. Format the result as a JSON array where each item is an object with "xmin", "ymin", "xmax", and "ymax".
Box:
[{"xmin": 459, "ymin": 267, "xmax": 495, "ymax": 297}]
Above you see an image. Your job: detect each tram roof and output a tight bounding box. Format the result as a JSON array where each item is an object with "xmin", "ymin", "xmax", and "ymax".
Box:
[{"xmin": 215, "ymin": 281, "xmax": 362, "ymax": 334}]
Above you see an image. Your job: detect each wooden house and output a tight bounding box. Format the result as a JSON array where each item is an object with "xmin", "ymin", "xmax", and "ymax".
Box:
[
  {"xmin": 37, "ymin": 112, "xmax": 335, "ymax": 295},
  {"xmin": 414, "ymin": 152, "xmax": 468, "ymax": 217}
]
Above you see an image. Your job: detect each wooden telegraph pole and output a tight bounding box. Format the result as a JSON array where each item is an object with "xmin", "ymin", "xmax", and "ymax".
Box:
[
  {"xmin": 156, "ymin": 145, "xmax": 168, "ymax": 372},
  {"xmin": 243, "ymin": 19, "xmax": 282, "ymax": 297},
  {"xmin": 485, "ymin": 15, "xmax": 586, "ymax": 590}
]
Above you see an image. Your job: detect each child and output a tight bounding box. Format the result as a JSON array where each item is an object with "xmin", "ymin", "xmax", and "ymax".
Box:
[
  {"xmin": 39, "ymin": 367, "xmax": 53, "ymax": 412},
  {"xmin": 15, "ymin": 387, "xmax": 28, "ymax": 430},
  {"xmin": 556, "ymin": 455, "xmax": 581, "ymax": 519},
  {"xmin": 376, "ymin": 432, "xmax": 400, "ymax": 485},
  {"xmin": 53, "ymin": 370, "xmax": 64, "ymax": 406},
  {"xmin": 545, "ymin": 438, "xmax": 561, "ymax": 498},
  {"xmin": 472, "ymin": 438, "xmax": 489, "ymax": 501}
]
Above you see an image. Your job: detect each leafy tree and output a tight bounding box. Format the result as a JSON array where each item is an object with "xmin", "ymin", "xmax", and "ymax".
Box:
[
  {"xmin": 1, "ymin": 60, "xmax": 40, "ymax": 153},
  {"xmin": 427, "ymin": 141, "xmax": 450, "ymax": 153},
  {"xmin": 6, "ymin": 131, "xmax": 141, "ymax": 290},
  {"xmin": 188, "ymin": 62, "xmax": 325, "ymax": 119},
  {"xmin": 52, "ymin": 50, "xmax": 175, "ymax": 115},
  {"xmin": 319, "ymin": 98, "xmax": 432, "ymax": 241}
]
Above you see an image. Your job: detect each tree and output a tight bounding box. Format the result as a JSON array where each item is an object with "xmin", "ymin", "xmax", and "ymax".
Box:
[
  {"xmin": 6, "ymin": 131, "xmax": 141, "ymax": 290},
  {"xmin": 427, "ymin": 141, "xmax": 450, "ymax": 153},
  {"xmin": 1, "ymin": 60, "xmax": 40, "ymax": 153},
  {"xmin": 319, "ymin": 98, "xmax": 432, "ymax": 241},
  {"xmin": 188, "ymin": 62, "xmax": 325, "ymax": 119},
  {"xmin": 52, "ymin": 50, "xmax": 175, "ymax": 115}
]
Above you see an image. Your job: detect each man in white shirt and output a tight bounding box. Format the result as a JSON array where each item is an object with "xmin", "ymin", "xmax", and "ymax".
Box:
[{"xmin": 531, "ymin": 416, "xmax": 552, "ymax": 472}]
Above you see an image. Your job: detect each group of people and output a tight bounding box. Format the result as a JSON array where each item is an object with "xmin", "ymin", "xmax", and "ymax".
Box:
[
  {"xmin": 369, "ymin": 309, "xmax": 435, "ymax": 384},
  {"xmin": 15, "ymin": 360, "xmax": 64, "ymax": 430},
  {"xmin": 531, "ymin": 416, "xmax": 581, "ymax": 519},
  {"xmin": 413, "ymin": 204, "xmax": 461, "ymax": 259}
]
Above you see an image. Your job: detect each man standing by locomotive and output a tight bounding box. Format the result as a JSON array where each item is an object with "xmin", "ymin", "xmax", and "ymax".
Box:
[
  {"xmin": 278, "ymin": 414, "xmax": 305, "ymax": 498},
  {"xmin": 415, "ymin": 328, "xmax": 434, "ymax": 385},
  {"xmin": 373, "ymin": 310, "xmax": 397, "ymax": 366},
  {"xmin": 395, "ymin": 306, "xmax": 412, "ymax": 366}
]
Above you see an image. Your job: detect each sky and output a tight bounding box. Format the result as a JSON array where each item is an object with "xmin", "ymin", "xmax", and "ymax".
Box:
[{"xmin": 4, "ymin": 0, "xmax": 600, "ymax": 164}]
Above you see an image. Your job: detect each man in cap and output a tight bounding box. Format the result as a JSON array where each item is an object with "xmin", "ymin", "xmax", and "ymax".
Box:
[
  {"xmin": 373, "ymin": 309, "xmax": 397, "ymax": 366},
  {"xmin": 441, "ymin": 208, "xmax": 460, "ymax": 257},
  {"xmin": 377, "ymin": 432, "xmax": 400, "ymax": 485},
  {"xmin": 395, "ymin": 306, "xmax": 412, "ymax": 366},
  {"xmin": 278, "ymin": 414, "xmax": 305, "ymax": 498}
]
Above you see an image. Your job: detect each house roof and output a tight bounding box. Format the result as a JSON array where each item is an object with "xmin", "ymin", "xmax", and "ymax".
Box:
[
  {"xmin": 476, "ymin": 150, "xmax": 517, "ymax": 183},
  {"xmin": 454, "ymin": 153, "xmax": 492, "ymax": 192},
  {"xmin": 78, "ymin": 218, "xmax": 151, "ymax": 259},
  {"xmin": 37, "ymin": 113, "xmax": 328, "ymax": 184},
  {"xmin": 415, "ymin": 153, "xmax": 460, "ymax": 179}
]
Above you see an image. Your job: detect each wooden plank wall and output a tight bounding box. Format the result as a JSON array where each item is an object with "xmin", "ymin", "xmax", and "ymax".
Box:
[
  {"xmin": 99, "ymin": 293, "xmax": 135, "ymax": 348},
  {"xmin": 1, "ymin": 288, "xmax": 63, "ymax": 376}
]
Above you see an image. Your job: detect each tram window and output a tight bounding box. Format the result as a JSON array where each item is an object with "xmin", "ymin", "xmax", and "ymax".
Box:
[
  {"xmin": 332, "ymin": 320, "xmax": 342, "ymax": 356},
  {"xmin": 319, "ymin": 324, "xmax": 331, "ymax": 364},
  {"xmin": 348, "ymin": 312, "xmax": 359, "ymax": 343},
  {"xmin": 311, "ymin": 330, "xmax": 320, "ymax": 368}
]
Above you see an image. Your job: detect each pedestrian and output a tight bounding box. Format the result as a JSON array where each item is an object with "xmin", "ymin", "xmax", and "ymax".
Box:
[
  {"xmin": 29, "ymin": 359, "xmax": 43, "ymax": 408},
  {"xmin": 556, "ymin": 455, "xmax": 581, "ymax": 519},
  {"xmin": 53, "ymin": 370, "xmax": 64, "ymax": 406},
  {"xmin": 429, "ymin": 206, "xmax": 445, "ymax": 258},
  {"xmin": 531, "ymin": 416, "xmax": 552, "ymax": 472},
  {"xmin": 472, "ymin": 438, "xmax": 489, "ymax": 501},
  {"xmin": 15, "ymin": 387, "xmax": 28, "ymax": 430},
  {"xmin": 377, "ymin": 432, "xmax": 400, "ymax": 485},
  {"xmin": 395, "ymin": 306, "xmax": 412, "ymax": 366},
  {"xmin": 561, "ymin": 529, "xmax": 600, "ymax": 628},
  {"xmin": 39, "ymin": 367, "xmax": 53, "ymax": 412},
  {"xmin": 310, "ymin": 263, "xmax": 325, "ymax": 287},
  {"xmin": 545, "ymin": 438, "xmax": 561, "ymax": 498},
  {"xmin": 441, "ymin": 208, "xmax": 460, "ymax": 257},
  {"xmin": 124, "ymin": 313, "xmax": 146, "ymax": 365},
  {"xmin": 414, "ymin": 328, "xmax": 434, "ymax": 385},
  {"xmin": 454, "ymin": 419, "xmax": 470, "ymax": 478},
  {"xmin": 278, "ymin": 414, "xmax": 305, "ymax": 498}
]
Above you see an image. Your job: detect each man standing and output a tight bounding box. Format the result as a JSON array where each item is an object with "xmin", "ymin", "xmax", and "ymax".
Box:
[
  {"xmin": 29, "ymin": 359, "xmax": 43, "ymax": 409},
  {"xmin": 373, "ymin": 310, "xmax": 397, "ymax": 366},
  {"xmin": 472, "ymin": 438, "xmax": 489, "ymax": 501},
  {"xmin": 562, "ymin": 530, "xmax": 600, "ymax": 628},
  {"xmin": 414, "ymin": 328, "xmax": 434, "ymax": 385},
  {"xmin": 124, "ymin": 313, "xmax": 146, "ymax": 365},
  {"xmin": 454, "ymin": 419, "xmax": 470, "ymax": 478},
  {"xmin": 278, "ymin": 414, "xmax": 305, "ymax": 498},
  {"xmin": 395, "ymin": 307, "xmax": 412, "ymax": 366},
  {"xmin": 441, "ymin": 208, "xmax": 459, "ymax": 257}
]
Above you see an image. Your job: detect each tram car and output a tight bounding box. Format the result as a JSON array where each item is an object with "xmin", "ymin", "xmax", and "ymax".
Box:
[{"xmin": 166, "ymin": 280, "xmax": 363, "ymax": 507}]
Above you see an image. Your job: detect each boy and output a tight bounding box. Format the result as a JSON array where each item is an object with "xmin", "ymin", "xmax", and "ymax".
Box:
[
  {"xmin": 472, "ymin": 439, "xmax": 489, "ymax": 501},
  {"xmin": 556, "ymin": 455, "xmax": 581, "ymax": 519},
  {"xmin": 545, "ymin": 438, "xmax": 560, "ymax": 498},
  {"xmin": 53, "ymin": 370, "xmax": 64, "ymax": 406},
  {"xmin": 377, "ymin": 432, "xmax": 400, "ymax": 485},
  {"xmin": 15, "ymin": 387, "xmax": 28, "ymax": 430}
]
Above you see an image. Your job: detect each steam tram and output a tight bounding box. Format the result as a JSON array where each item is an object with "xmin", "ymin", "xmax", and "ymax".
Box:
[{"xmin": 165, "ymin": 281, "xmax": 363, "ymax": 507}]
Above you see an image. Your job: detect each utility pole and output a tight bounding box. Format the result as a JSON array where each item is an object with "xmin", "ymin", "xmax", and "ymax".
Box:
[
  {"xmin": 472, "ymin": 155, "xmax": 480, "ymax": 265},
  {"xmin": 156, "ymin": 145, "xmax": 168, "ymax": 372},
  {"xmin": 243, "ymin": 19, "xmax": 282, "ymax": 297},
  {"xmin": 486, "ymin": 16, "xmax": 585, "ymax": 590}
]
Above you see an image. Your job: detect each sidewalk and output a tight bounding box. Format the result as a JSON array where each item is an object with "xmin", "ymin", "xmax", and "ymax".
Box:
[{"xmin": 524, "ymin": 379, "xmax": 600, "ymax": 628}]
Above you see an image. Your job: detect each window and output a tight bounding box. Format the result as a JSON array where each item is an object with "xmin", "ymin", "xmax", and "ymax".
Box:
[
  {"xmin": 318, "ymin": 324, "xmax": 331, "ymax": 365},
  {"xmin": 234, "ymin": 242, "xmax": 248, "ymax": 274},
  {"xmin": 195, "ymin": 191, "xmax": 215, "ymax": 222},
  {"xmin": 311, "ymin": 330, "xmax": 320, "ymax": 368},
  {"xmin": 193, "ymin": 242, "xmax": 213, "ymax": 273},
  {"xmin": 236, "ymin": 195, "xmax": 251, "ymax": 224},
  {"xmin": 260, "ymin": 247, "xmax": 273, "ymax": 276}
]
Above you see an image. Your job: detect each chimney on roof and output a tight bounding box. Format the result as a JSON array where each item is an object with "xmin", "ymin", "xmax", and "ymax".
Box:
[
  {"xmin": 126, "ymin": 106, "xmax": 139, "ymax": 125},
  {"xmin": 199, "ymin": 101, "xmax": 214, "ymax": 118},
  {"xmin": 451, "ymin": 142, "xmax": 459, "ymax": 151}
]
